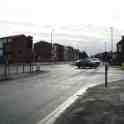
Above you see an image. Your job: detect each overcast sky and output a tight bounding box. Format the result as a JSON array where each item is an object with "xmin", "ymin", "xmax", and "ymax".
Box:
[{"xmin": 0, "ymin": 0, "xmax": 124, "ymax": 55}]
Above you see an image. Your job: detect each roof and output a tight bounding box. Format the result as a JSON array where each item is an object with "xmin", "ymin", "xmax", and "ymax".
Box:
[
  {"xmin": 0, "ymin": 34, "xmax": 26, "ymax": 39},
  {"xmin": 53, "ymin": 43, "xmax": 64, "ymax": 47},
  {"xmin": 34, "ymin": 41, "xmax": 51, "ymax": 45}
]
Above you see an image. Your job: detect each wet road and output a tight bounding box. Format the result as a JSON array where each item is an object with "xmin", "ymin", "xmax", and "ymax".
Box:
[{"xmin": 0, "ymin": 64, "xmax": 124, "ymax": 124}]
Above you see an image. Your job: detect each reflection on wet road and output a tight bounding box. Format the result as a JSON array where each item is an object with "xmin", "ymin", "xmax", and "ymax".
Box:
[{"xmin": 0, "ymin": 64, "xmax": 124, "ymax": 124}]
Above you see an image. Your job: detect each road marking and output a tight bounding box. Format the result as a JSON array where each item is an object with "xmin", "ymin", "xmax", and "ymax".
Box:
[{"xmin": 37, "ymin": 84, "xmax": 97, "ymax": 124}]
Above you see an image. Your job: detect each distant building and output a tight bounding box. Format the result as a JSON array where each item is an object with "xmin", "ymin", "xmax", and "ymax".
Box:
[
  {"xmin": 34, "ymin": 41, "xmax": 52, "ymax": 62},
  {"xmin": 52, "ymin": 43, "xmax": 64, "ymax": 61},
  {"xmin": 63, "ymin": 46, "xmax": 74, "ymax": 61},
  {"xmin": 67, "ymin": 46, "xmax": 74, "ymax": 61},
  {"xmin": 64, "ymin": 46, "xmax": 69, "ymax": 61},
  {"xmin": 64, "ymin": 46, "xmax": 79, "ymax": 61},
  {"xmin": 73, "ymin": 49, "xmax": 79, "ymax": 60},
  {"xmin": 0, "ymin": 34, "xmax": 33, "ymax": 64}
]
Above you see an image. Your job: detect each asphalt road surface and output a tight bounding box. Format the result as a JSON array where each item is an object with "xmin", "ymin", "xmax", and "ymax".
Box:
[{"xmin": 0, "ymin": 64, "xmax": 124, "ymax": 124}]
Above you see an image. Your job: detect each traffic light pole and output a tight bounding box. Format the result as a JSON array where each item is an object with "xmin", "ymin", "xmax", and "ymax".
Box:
[{"xmin": 110, "ymin": 27, "xmax": 113, "ymax": 59}]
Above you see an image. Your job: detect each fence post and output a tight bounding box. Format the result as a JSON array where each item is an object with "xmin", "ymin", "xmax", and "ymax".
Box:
[
  {"xmin": 30, "ymin": 63, "xmax": 32, "ymax": 73},
  {"xmin": 23, "ymin": 64, "xmax": 24, "ymax": 73},
  {"xmin": 8, "ymin": 63, "xmax": 10, "ymax": 76},
  {"xmin": 16, "ymin": 64, "xmax": 18, "ymax": 74},
  {"xmin": 32, "ymin": 63, "xmax": 33, "ymax": 72}
]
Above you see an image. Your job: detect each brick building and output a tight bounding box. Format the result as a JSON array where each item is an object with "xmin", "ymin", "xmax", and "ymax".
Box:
[
  {"xmin": 64, "ymin": 46, "xmax": 80, "ymax": 61},
  {"xmin": 66, "ymin": 46, "xmax": 74, "ymax": 61},
  {"xmin": 64, "ymin": 46, "xmax": 78, "ymax": 61},
  {"xmin": 34, "ymin": 41, "xmax": 52, "ymax": 62},
  {"xmin": 73, "ymin": 49, "xmax": 80, "ymax": 60},
  {"xmin": 0, "ymin": 34, "xmax": 33, "ymax": 64},
  {"xmin": 52, "ymin": 43, "xmax": 64, "ymax": 61},
  {"xmin": 64, "ymin": 46, "xmax": 69, "ymax": 61}
]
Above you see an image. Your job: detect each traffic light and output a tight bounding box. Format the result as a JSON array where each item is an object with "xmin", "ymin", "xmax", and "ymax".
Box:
[{"xmin": 104, "ymin": 52, "xmax": 109, "ymax": 62}]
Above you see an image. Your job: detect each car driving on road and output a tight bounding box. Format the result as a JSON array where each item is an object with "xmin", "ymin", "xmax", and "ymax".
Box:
[{"xmin": 75, "ymin": 58, "xmax": 100, "ymax": 68}]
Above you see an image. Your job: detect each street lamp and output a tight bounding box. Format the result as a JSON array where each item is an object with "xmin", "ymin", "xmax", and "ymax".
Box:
[
  {"xmin": 110, "ymin": 27, "xmax": 113, "ymax": 62},
  {"xmin": 51, "ymin": 28, "xmax": 54, "ymax": 61},
  {"xmin": 105, "ymin": 41, "xmax": 107, "ymax": 53}
]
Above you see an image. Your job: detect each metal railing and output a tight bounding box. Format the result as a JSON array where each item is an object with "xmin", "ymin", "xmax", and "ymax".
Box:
[{"xmin": 0, "ymin": 63, "xmax": 39, "ymax": 80}]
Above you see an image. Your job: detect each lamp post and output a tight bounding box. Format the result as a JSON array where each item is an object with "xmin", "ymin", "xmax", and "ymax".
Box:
[
  {"xmin": 110, "ymin": 27, "xmax": 113, "ymax": 63},
  {"xmin": 105, "ymin": 41, "xmax": 107, "ymax": 53},
  {"xmin": 51, "ymin": 28, "xmax": 55, "ymax": 62}
]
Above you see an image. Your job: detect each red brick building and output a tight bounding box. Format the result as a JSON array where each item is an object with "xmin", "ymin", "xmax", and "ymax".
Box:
[
  {"xmin": 73, "ymin": 49, "xmax": 79, "ymax": 60},
  {"xmin": 64, "ymin": 46, "xmax": 74, "ymax": 61},
  {"xmin": 52, "ymin": 43, "xmax": 64, "ymax": 61},
  {"xmin": 34, "ymin": 41, "xmax": 52, "ymax": 62},
  {"xmin": 1, "ymin": 34, "xmax": 33, "ymax": 64}
]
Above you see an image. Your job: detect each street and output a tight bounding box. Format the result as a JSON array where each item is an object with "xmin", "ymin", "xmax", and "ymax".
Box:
[{"xmin": 0, "ymin": 64, "xmax": 124, "ymax": 124}]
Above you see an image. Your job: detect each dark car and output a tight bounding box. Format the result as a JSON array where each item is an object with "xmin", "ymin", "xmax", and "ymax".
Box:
[{"xmin": 75, "ymin": 58, "xmax": 100, "ymax": 68}]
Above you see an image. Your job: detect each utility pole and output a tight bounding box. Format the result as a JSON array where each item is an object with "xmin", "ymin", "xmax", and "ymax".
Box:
[
  {"xmin": 51, "ymin": 30, "xmax": 53, "ymax": 47},
  {"xmin": 105, "ymin": 41, "xmax": 107, "ymax": 52},
  {"xmin": 51, "ymin": 29, "xmax": 53, "ymax": 61},
  {"xmin": 51, "ymin": 28, "xmax": 55, "ymax": 62},
  {"xmin": 110, "ymin": 27, "xmax": 113, "ymax": 62}
]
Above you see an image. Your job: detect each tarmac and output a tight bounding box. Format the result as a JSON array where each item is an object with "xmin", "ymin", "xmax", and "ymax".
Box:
[{"xmin": 54, "ymin": 80, "xmax": 124, "ymax": 124}]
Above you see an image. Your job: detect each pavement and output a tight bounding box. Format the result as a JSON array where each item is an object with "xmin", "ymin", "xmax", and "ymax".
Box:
[
  {"xmin": 54, "ymin": 80, "xmax": 124, "ymax": 124},
  {"xmin": 0, "ymin": 62, "xmax": 73, "ymax": 80},
  {"xmin": 0, "ymin": 64, "xmax": 124, "ymax": 124},
  {"xmin": 0, "ymin": 71, "xmax": 46, "ymax": 81}
]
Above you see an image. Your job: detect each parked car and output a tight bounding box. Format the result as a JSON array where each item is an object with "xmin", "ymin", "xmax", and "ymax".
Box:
[{"xmin": 75, "ymin": 58, "xmax": 100, "ymax": 68}]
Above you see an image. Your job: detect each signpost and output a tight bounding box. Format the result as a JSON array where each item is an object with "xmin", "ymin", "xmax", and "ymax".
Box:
[
  {"xmin": 104, "ymin": 50, "xmax": 108, "ymax": 88},
  {"xmin": 105, "ymin": 62, "xmax": 108, "ymax": 88},
  {"xmin": 104, "ymin": 41, "xmax": 108, "ymax": 88}
]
